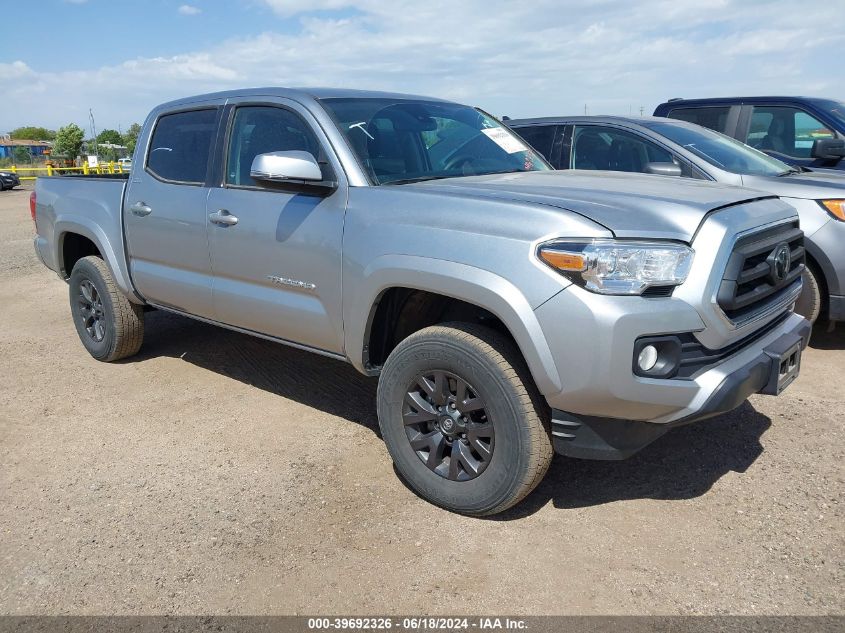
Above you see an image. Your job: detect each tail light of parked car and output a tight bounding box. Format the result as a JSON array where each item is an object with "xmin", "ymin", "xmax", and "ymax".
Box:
[{"xmin": 30, "ymin": 192, "xmax": 37, "ymax": 227}]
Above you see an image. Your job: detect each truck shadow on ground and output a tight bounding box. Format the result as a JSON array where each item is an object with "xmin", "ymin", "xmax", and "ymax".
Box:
[
  {"xmin": 136, "ymin": 309, "xmax": 771, "ymax": 518},
  {"xmin": 495, "ymin": 401, "xmax": 771, "ymax": 519},
  {"xmin": 134, "ymin": 309, "xmax": 381, "ymax": 433}
]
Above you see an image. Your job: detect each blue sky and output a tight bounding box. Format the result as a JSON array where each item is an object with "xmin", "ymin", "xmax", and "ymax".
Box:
[{"xmin": 2, "ymin": 0, "xmax": 843, "ymax": 134}]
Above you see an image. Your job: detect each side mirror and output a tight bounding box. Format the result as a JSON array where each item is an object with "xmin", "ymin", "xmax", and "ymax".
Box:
[
  {"xmin": 811, "ymin": 138, "xmax": 845, "ymax": 161},
  {"xmin": 645, "ymin": 162, "xmax": 682, "ymax": 177},
  {"xmin": 250, "ymin": 150, "xmax": 323, "ymax": 183}
]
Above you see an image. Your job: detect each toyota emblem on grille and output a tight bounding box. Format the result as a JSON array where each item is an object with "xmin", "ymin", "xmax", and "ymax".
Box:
[{"xmin": 768, "ymin": 243, "xmax": 791, "ymax": 283}]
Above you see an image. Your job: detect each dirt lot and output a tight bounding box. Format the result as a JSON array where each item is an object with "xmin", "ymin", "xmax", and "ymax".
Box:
[{"xmin": 0, "ymin": 185, "xmax": 842, "ymax": 615}]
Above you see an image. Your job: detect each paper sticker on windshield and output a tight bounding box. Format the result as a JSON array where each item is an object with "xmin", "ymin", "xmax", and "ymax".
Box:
[{"xmin": 481, "ymin": 128, "xmax": 529, "ymax": 154}]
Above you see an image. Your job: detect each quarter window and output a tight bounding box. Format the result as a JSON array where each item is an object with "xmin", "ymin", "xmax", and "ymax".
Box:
[
  {"xmin": 225, "ymin": 106, "xmax": 324, "ymax": 187},
  {"xmin": 146, "ymin": 109, "xmax": 217, "ymax": 184}
]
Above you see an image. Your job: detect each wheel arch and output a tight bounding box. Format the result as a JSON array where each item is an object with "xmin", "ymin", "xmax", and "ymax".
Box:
[
  {"xmin": 346, "ymin": 255, "xmax": 562, "ymax": 396},
  {"xmin": 54, "ymin": 217, "xmax": 143, "ymax": 303}
]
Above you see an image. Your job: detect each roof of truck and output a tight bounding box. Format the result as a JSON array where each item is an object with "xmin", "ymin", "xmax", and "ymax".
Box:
[{"xmin": 156, "ymin": 87, "xmax": 453, "ymax": 111}]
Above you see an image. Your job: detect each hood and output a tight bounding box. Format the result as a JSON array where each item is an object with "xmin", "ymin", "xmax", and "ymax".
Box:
[
  {"xmin": 409, "ymin": 170, "xmax": 775, "ymax": 242},
  {"xmin": 741, "ymin": 170, "xmax": 845, "ymax": 200}
]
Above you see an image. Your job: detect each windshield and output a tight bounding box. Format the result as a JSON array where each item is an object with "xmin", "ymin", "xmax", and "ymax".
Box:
[
  {"xmin": 815, "ymin": 99, "xmax": 845, "ymax": 128},
  {"xmin": 319, "ymin": 98, "xmax": 550, "ymax": 184},
  {"xmin": 644, "ymin": 121, "xmax": 793, "ymax": 177}
]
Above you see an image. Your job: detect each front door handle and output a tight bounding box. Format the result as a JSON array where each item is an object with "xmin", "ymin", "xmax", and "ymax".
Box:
[
  {"xmin": 209, "ymin": 209, "xmax": 239, "ymax": 226},
  {"xmin": 129, "ymin": 201, "xmax": 152, "ymax": 217}
]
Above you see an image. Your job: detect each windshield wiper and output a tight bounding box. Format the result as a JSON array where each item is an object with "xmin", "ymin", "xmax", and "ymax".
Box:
[
  {"xmin": 777, "ymin": 167, "xmax": 802, "ymax": 177},
  {"xmin": 384, "ymin": 174, "xmax": 462, "ymax": 185},
  {"xmin": 384, "ymin": 168, "xmax": 526, "ymax": 186}
]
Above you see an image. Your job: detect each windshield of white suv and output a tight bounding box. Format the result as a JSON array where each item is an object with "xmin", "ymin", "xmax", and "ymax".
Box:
[
  {"xmin": 320, "ymin": 98, "xmax": 551, "ymax": 184},
  {"xmin": 645, "ymin": 121, "xmax": 793, "ymax": 177}
]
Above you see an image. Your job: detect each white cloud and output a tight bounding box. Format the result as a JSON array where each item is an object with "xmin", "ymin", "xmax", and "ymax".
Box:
[
  {"xmin": 178, "ymin": 4, "xmax": 202, "ymax": 15},
  {"xmin": 2, "ymin": 0, "xmax": 843, "ymax": 130}
]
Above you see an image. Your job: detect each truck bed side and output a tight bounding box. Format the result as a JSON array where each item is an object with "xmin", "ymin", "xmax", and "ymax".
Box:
[{"xmin": 33, "ymin": 175, "xmax": 141, "ymax": 302}]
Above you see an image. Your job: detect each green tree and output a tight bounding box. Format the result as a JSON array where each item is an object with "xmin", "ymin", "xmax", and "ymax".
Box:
[
  {"xmin": 12, "ymin": 146, "xmax": 32, "ymax": 164},
  {"xmin": 122, "ymin": 123, "xmax": 142, "ymax": 155},
  {"xmin": 53, "ymin": 123, "xmax": 85, "ymax": 160},
  {"xmin": 96, "ymin": 129, "xmax": 123, "ymax": 145},
  {"xmin": 9, "ymin": 126, "xmax": 55, "ymax": 141}
]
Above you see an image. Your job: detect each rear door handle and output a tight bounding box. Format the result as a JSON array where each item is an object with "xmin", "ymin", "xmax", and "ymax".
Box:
[
  {"xmin": 129, "ymin": 201, "xmax": 152, "ymax": 217},
  {"xmin": 209, "ymin": 209, "xmax": 239, "ymax": 226}
]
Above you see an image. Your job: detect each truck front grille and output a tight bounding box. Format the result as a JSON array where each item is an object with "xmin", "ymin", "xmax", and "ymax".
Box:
[{"xmin": 717, "ymin": 221, "xmax": 804, "ymax": 324}]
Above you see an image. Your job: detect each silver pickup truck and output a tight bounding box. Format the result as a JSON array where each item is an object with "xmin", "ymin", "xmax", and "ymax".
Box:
[{"xmin": 33, "ymin": 88, "xmax": 811, "ymax": 515}]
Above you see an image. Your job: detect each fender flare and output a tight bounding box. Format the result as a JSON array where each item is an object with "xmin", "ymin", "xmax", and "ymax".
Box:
[
  {"xmin": 54, "ymin": 216, "xmax": 143, "ymax": 303},
  {"xmin": 345, "ymin": 254, "xmax": 563, "ymax": 396}
]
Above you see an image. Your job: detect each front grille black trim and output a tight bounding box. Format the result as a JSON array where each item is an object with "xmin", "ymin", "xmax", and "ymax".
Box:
[
  {"xmin": 717, "ymin": 221, "xmax": 805, "ymax": 323},
  {"xmin": 674, "ymin": 312, "xmax": 791, "ymax": 379}
]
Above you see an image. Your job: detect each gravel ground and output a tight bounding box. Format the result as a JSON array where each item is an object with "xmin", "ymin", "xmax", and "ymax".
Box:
[{"xmin": 0, "ymin": 185, "xmax": 842, "ymax": 615}]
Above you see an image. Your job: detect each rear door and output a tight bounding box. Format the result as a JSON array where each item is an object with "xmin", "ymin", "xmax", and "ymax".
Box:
[
  {"xmin": 124, "ymin": 105, "xmax": 222, "ymax": 317},
  {"xmin": 205, "ymin": 98, "xmax": 348, "ymax": 354}
]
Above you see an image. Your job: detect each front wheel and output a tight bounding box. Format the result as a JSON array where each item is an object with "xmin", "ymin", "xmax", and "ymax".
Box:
[
  {"xmin": 376, "ymin": 323, "xmax": 552, "ymax": 516},
  {"xmin": 69, "ymin": 256, "xmax": 144, "ymax": 361}
]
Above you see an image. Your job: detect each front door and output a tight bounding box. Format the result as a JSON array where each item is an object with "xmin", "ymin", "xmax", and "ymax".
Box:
[{"xmin": 206, "ymin": 101, "xmax": 347, "ymax": 354}]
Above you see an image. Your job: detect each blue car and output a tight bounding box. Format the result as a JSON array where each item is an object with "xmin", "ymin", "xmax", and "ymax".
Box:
[{"xmin": 653, "ymin": 97, "xmax": 845, "ymax": 172}]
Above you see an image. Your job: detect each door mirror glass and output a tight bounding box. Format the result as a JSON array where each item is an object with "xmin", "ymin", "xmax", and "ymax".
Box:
[
  {"xmin": 811, "ymin": 138, "xmax": 845, "ymax": 161},
  {"xmin": 250, "ymin": 150, "xmax": 323, "ymax": 183},
  {"xmin": 645, "ymin": 162, "xmax": 682, "ymax": 176}
]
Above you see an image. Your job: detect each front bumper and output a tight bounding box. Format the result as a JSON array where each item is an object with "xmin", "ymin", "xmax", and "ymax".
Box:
[
  {"xmin": 0, "ymin": 175, "xmax": 20, "ymax": 188},
  {"xmin": 547, "ymin": 313, "xmax": 811, "ymax": 460}
]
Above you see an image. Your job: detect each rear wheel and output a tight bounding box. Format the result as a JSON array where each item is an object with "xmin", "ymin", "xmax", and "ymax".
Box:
[
  {"xmin": 377, "ymin": 322, "xmax": 552, "ymax": 516},
  {"xmin": 794, "ymin": 266, "xmax": 822, "ymax": 324},
  {"xmin": 69, "ymin": 256, "xmax": 144, "ymax": 361}
]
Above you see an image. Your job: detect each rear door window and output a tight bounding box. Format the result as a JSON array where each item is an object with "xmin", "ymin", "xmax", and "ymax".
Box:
[
  {"xmin": 146, "ymin": 109, "xmax": 218, "ymax": 184},
  {"xmin": 746, "ymin": 105, "xmax": 834, "ymax": 158},
  {"xmin": 511, "ymin": 125, "xmax": 557, "ymax": 163},
  {"xmin": 666, "ymin": 107, "xmax": 731, "ymax": 133}
]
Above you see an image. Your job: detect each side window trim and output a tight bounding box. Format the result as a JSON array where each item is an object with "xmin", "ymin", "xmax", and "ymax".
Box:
[
  {"xmin": 144, "ymin": 106, "xmax": 222, "ymax": 187},
  {"xmin": 220, "ymin": 102, "xmax": 337, "ymax": 191}
]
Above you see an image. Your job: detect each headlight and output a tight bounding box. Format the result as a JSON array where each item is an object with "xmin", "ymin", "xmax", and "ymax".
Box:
[
  {"xmin": 538, "ymin": 240, "xmax": 694, "ymax": 295},
  {"xmin": 819, "ymin": 199, "xmax": 845, "ymax": 221}
]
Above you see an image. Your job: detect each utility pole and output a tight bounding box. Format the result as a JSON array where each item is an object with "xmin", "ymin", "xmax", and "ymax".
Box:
[
  {"xmin": 89, "ymin": 109, "xmax": 98, "ymax": 158},
  {"xmin": 584, "ymin": 104, "xmax": 588, "ymax": 115},
  {"xmin": 639, "ymin": 106, "xmax": 644, "ymax": 117}
]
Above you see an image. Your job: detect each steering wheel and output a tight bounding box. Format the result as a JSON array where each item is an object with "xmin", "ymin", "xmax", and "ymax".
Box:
[{"xmin": 443, "ymin": 154, "xmax": 478, "ymax": 174}]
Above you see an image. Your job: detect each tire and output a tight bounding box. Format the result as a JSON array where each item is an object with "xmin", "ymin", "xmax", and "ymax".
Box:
[
  {"xmin": 377, "ymin": 322, "xmax": 552, "ymax": 516},
  {"xmin": 68, "ymin": 256, "xmax": 144, "ymax": 361},
  {"xmin": 794, "ymin": 265, "xmax": 822, "ymax": 324}
]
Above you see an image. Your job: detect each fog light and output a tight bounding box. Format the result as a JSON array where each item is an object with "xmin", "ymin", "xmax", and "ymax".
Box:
[{"xmin": 637, "ymin": 345, "xmax": 659, "ymax": 372}]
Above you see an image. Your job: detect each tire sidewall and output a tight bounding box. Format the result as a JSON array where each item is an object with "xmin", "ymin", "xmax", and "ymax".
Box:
[
  {"xmin": 377, "ymin": 334, "xmax": 531, "ymax": 515},
  {"xmin": 795, "ymin": 266, "xmax": 821, "ymax": 323},
  {"xmin": 69, "ymin": 259, "xmax": 117, "ymax": 360}
]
